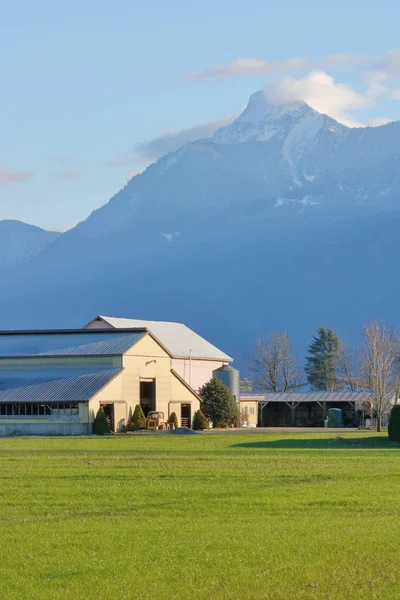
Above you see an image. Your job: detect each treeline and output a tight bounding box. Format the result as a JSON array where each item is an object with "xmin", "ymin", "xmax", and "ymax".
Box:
[{"xmin": 248, "ymin": 322, "xmax": 400, "ymax": 431}]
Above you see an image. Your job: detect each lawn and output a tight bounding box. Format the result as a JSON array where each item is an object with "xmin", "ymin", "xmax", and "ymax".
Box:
[{"xmin": 0, "ymin": 432, "xmax": 399, "ymax": 599}]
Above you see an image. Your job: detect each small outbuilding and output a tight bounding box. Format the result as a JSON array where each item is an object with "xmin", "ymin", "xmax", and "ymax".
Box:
[{"xmin": 241, "ymin": 391, "xmax": 381, "ymax": 428}]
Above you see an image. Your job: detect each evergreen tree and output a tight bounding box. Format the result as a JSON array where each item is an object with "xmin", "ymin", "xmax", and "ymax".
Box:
[
  {"xmin": 388, "ymin": 405, "xmax": 400, "ymax": 442},
  {"xmin": 305, "ymin": 328, "xmax": 341, "ymax": 391},
  {"xmin": 93, "ymin": 407, "xmax": 111, "ymax": 435},
  {"xmin": 193, "ymin": 409, "xmax": 209, "ymax": 430},
  {"xmin": 168, "ymin": 412, "xmax": 179, "ymax": 429},
  {"xmin": 131, "ymin": 404, "xmax": 146, "ymax": 430},
  {"xmin": 200, "ymin": 378, "xmax": 238, "ymax": 428}
]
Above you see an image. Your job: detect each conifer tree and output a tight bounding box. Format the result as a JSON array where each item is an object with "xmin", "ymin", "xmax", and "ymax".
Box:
[
  {"xmin": 388, "ymin": 405, "xmax": 400, "ymax": 442},
  {"xmin": 131, "ymin": 404, "xmax": 146, "ymax": 430},
  {"xmin": 193, "ymin": 409, "xmax": 209, "ymax": 430},
  {"xmin": 168, "ymin": 412, "xmax": 179, "ymax": 429},
  {"xmin": 93, "ymin": 407, "xmax": 111, "ymax": 435},
  {"xmin": 200, "ymin": 378, "xmax": 238, "ymax": 428},
  {"xmin": 305, "ymin": 328, "xmax": 341, "ymax": 391}
]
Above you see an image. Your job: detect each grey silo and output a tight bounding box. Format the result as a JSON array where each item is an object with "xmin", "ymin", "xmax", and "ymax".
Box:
[{"xmin": 212, "ymin": 365, "xmax": 240, "ymax": 404}]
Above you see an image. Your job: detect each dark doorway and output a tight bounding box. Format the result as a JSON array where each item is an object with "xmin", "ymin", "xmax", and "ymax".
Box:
[
  {"xmin": 181, "ymin": 404, "xmax": 191, "ymax": 428},
  {"xmin": 101, "ymin": 403, "xmax": 115, "ymax": 432},
  {"xmin": 140, "ymin": 380, "xmax": 156, "ymax": 417}
]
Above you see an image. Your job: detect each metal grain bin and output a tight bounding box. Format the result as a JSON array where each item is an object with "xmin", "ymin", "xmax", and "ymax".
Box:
[{"xmin": 212, "ymin": 365, "xmax": 240, "ymax": 404}]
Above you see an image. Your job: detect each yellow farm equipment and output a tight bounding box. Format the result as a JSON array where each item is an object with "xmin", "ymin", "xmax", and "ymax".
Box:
[{"xmin": 146, "ymin": 411, "xmax": 170, "ymax": 431}]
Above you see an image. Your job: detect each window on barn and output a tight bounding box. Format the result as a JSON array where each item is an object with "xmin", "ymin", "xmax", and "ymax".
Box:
[
  {"xmin": 250, "ymin": 407, "xmax": 255, "ymax": 415},
  {"xmin": 0, "ymin": 403, "xmax": 77, "ymax": 417}
]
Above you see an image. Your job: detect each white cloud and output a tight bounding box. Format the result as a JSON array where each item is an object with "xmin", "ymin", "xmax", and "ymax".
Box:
[
  {"xmin": 363, "ymin": 71, "xmax": 391, "ymax": 100},
  {"xmin": 264, "ymin": 71, "xmax": 370, "ymax": 127},
  {"xmin": 134, "ymin": 115, "xmax": 237, "ymax": 161},
  {"xmin": 365, "ymin": 117, "xmax": 393, "ymax": 127},
  {"xmin": 185, "ymin": 50, "xmax": 400, "ymax": 84},
  {"xmin": 324, "ymin": 53, "xmax": 369, "ymax": 70},
  {"xmin": 372, "ymin": 49, "xmax": 400, "ymax": 77},
  {"xmin": 107, "ymin": 52, "xmax": 400, "ymax": 172},
  {"xmin": 106, "ymin": 115, "xmax": 237, "ymax": 168},
  {"xmin": 53, "ymin": 171, "xmax": 81, "ymax": 181},
  {"xmin": 185, "ymin": 56, "xmax": 308, "ymax": 81},
  {"xmin": 0, "ymin": 168, "xmax": 33, "ymax": 185}
]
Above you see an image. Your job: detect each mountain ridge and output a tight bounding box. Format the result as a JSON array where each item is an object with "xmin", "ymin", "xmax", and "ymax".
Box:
[{"xmin": 0, "ymin": 219, "xmax": 60, "ymax": 267}]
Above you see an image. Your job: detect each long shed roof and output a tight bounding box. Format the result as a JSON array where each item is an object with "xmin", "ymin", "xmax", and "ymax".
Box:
[
  {"xmin": 0, "ymin": 367, "xmax": 121, "ymax": 403},
  {"xmin": 240, "ymin": 392, "xmax": 375, "ymax": 403},
  {"xmin": 0, "ymin": 330, "xmax": 145, "ymax": 358}
]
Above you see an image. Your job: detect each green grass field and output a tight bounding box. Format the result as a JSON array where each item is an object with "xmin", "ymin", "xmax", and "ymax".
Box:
[{"xmin": 1, "ymin": 432, "xmax": 399, "ymax": 599}]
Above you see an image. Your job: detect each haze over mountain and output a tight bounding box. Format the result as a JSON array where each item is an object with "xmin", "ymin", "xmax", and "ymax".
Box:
[{"xmin": 1, "ymin": 90, "xmax": 400, "ymax": 364}]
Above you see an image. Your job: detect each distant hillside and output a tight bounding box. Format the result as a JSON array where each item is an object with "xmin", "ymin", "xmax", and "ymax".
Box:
[{"xmin": 0, "ymin": 220, "xmax": 60, "ymax": 267}]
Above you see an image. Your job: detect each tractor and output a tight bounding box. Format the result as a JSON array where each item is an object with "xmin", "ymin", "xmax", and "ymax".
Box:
[{"xmin": 146, "ymin": 411, "xmax": 169, "ymax": 431}]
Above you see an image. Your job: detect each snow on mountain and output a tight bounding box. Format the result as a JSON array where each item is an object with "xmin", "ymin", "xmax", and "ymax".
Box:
[
  {"xmin": 0, "ymin": 220, "xmax": 60, "ymax": 267},
  {"xmin": 1, "ymin": 91, "xmax": 400, "ymax": 362},
  {"xmin": 213, "ymin": 91, "xmax": 344, "ymax": 145},
  {"xmin": 212, "ymin": 91, "xmax": 347, "ymax": 190}
]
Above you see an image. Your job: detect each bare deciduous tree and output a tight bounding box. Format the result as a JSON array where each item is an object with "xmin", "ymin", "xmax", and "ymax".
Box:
[
  {"xmin": 359, "ymin": 321, "xmax": 400, "ymax": 431},
  {"xmin": 338, "ymin": 345, "xmax": 359, "ymax": 391},
  {"xmin": 248, "ymin": 332, "xmax": 302, "ymax": 392}
]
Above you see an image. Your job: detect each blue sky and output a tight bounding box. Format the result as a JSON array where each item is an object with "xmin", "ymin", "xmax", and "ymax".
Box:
[{"xmin": 1, "ymin": 0, "xmax": 400, "ymax": 230}]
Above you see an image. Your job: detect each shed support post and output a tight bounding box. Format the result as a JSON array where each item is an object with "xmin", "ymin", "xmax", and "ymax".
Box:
[{"xmin": 258, "ymin": 402, "xmax": 268, "ymax": 427}]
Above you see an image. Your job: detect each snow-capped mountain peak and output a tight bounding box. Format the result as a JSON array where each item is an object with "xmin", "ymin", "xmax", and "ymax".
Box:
[
  {"xmin": 237, "ymin": 90, "xmax": 311, "ymax": 124},
  {"xmin": 212, "ymin": 90, "xmax": 345, "ymax": 145}
]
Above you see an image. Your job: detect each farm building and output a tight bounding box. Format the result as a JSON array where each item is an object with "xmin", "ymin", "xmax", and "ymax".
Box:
[
  {"xmin": 0, "ymin": 327, "xmax": 210, "ymax": 436},
  {"xmin": 240, "ymin": 392, "xmax": 382, "ymax": 428},
  {"xmin": 84, "ymin": 315, "xmax": 233, "ymax": 391}
]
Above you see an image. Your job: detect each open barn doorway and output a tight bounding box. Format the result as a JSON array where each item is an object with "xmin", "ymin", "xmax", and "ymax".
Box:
[
  {"xmin": 100, "ymin": 403, "xmax": 115, "ymax": 432},
  {"xmin": 181, "ymin": 404, "xmax": 191, "ymax": 428},
  {"xmin": 140, "ymin": 379, "xmax": 156, "ymax": 417}
]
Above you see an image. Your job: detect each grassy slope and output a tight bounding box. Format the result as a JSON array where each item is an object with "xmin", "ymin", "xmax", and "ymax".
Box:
[{"xmin": 0, "ymin": 433, "xmax": 399, "ymax": 599}]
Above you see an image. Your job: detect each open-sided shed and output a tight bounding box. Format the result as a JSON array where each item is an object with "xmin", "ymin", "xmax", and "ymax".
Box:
[{"xmin": 240, "ymin": 391, "xmax": 378, "ymax": 428}]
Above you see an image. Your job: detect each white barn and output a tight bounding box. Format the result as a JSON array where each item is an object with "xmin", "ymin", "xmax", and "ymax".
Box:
[{"xmin": 84, "ymin": 315, "xmax": 233, "ymax": 392}]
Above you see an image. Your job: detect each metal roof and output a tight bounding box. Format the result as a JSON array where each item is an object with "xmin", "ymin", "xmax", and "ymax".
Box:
[
  {"xmin": 240, "ymin": 391, "xmax": 376, "ymax": 403},
  {"xmin": 87, "ymin": 316, "xmax": 233, "ymax": 361},
  {"xmin": 0, "ymin": 331, "xmax": 144, "ymax": 358},
  {"xmin": 0, "ymin": 368, "xmax": 121, "ymax": 403}
]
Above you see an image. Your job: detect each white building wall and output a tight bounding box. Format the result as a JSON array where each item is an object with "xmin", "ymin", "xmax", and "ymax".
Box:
[
  {"xmin": 171, "ymin": 358, "xmax": 229, "ymax": 392},
  {"xmin": 88, "ymin": 334, "xmax": 201, "ymax": 430}
]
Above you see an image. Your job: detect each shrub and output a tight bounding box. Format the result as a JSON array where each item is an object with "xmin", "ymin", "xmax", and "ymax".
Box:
[
  {"xmin": 388, "ymin": 404, "xmax": 400, "ymax": 442},
  {"xmin": 93, "ymin": 407, "xmax": 111, "ymax": 435},
  {"xmin": 200, "ymin": 378, "xmax": 238, "ymax": 428},
  {"xmin": 168, "ymin": 412, "xmax": 179, "ymax": 429},
  {"xmin": 131, "ymin": 404, "xmax": 146, "ymax": 430},
  {"xmin": 193, "ymin": 409, "xmax": 209, "ymax": 430}
]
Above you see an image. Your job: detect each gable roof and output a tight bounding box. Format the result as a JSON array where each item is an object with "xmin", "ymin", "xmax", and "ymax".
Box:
[
  {"xmin": 88, "ymin": 316, "xmax": 233, "ymax": 361},
  {"xmin": 0, "ymin": 330, "xmax": 145, "ymax": 358}
]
